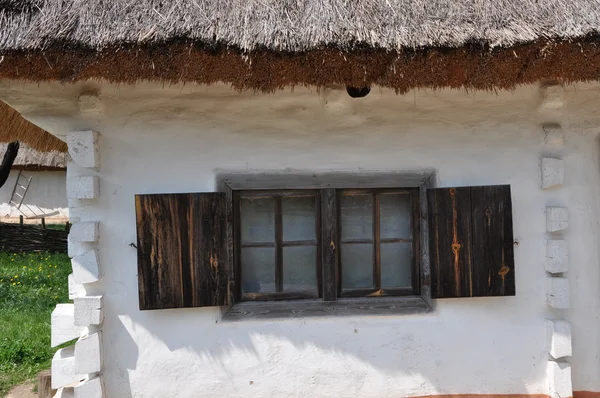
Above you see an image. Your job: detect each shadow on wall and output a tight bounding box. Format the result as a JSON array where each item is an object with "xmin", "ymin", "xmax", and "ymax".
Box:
[{"xmin": 105, "ymin": 292, "xmax": 544, "ymax": 397}]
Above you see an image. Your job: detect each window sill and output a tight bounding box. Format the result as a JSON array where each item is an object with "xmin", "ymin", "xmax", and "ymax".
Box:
[{"xmin": 221, "ymin": 296, "xmax": 433, "ymax": 321}]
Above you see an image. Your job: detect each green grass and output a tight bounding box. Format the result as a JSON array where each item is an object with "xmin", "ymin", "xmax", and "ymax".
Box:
[{"xmin": 0, "ymin": 252, "xmax": 71, "ymax": 397}]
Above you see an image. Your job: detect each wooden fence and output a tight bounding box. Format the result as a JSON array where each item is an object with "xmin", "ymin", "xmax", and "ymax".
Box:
[{"xmin": 0, "ymin": 221, "xmax": 69, "ymax": 253}]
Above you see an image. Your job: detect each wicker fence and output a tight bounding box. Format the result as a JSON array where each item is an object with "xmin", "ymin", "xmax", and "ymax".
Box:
[{"xmin": 0, "ymin": 222, "xmax": 68, "ymax": 253}]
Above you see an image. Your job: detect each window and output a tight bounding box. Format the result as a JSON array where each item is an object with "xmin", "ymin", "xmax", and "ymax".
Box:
[
  {"xmin": 237, "ymin": 190, "xmax": 321, "ymax": 300},
  {"xmin": 134, "ymin": 182, "xmax": 516, "ymax": 315},
  {"xmin": 234, "ymin": 188, "xmax": 420, "ymax": 302},
  {"xmin": 338, "ymin": 189, "xmax": 419, "ymax": 297}
]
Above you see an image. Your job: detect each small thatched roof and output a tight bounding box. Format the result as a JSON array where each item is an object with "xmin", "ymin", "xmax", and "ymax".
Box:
[
  {"xmin": 0, "ymin": 142, "xmax": 68, "ymax": 171},
  {"xmin": 1, "ymin": 1, "xmax": 600, "ymax": 91},
  {"xmin": 0, "ymin": 101, "xmax": 67, "ymax": 153}
]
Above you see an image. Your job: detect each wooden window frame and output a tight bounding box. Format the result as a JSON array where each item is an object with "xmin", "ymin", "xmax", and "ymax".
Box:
[
  {"xmin": 233, "ymin": 187, "xmax": 421, "ymax": 303},
  {"xmin": 234, "ymin": 190, "xmax": 321, "ymax": 302},
  {"xmin": 337, "ymin": 188, "xmax": 420, "ymax": 298}
]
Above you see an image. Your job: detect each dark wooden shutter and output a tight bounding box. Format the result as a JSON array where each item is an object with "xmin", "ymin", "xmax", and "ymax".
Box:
[
  {"xmin": 135, "ymin": 193, "xmax": 229, "ymax": 310},
  {"xmin": 427, "ymin": 185, "xmax": 514, "ymax": 299}
]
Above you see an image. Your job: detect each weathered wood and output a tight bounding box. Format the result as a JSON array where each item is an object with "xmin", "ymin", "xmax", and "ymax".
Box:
[
  {"xmin": 275, "ymin": 196, "xmax": 283, "ymax": 293},
  {"xmin": 37, "ymin": 370, "xmax": 55, "ymax": 398},
  {"xmin": 428, "ymin": 185, "xmax": 515, "ymax": 299},
  {"xmin": 222, "ymin": 296, "xmax": 431, "ymax": 321},
  {"xmin": 321, "ymin": 188, "xmax": 338, "ymax": 301},
  {"xmin": 218, "ymin": 171, "xmax": 436, "ymax": 190},
  {"xmin": 225, "ymin": 185, "xmax": 235, "ymax": 307},
  {"xmin": 471, "ymin": 185, "xmax": 515, "ymax": 296},
  {"xmin": 135, "ymin": 193, "xmax": 228, "ymax": 310},
  {"xmin": 427, "ymin": 187, "xmax": 473, "ymax": 298},
  {"xmin": 411, "ymin": 189, "xmax": 421, "ymax": 295},
  {"xmin": 316, "ymin": 194, "xmax": 323, "ymax": 298},
  {"xmin": 373, "ymin": 194, "xmax": 381, "ymax": 289}
]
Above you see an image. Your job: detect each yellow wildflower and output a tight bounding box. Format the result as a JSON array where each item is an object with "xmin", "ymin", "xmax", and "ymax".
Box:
[{"xmin": 12, "ymin": 283, "xmax": 15, "ymax": 286}]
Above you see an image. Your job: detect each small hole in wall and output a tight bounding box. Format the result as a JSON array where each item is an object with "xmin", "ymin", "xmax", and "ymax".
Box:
[{"xmin": 346, "ymin": 86, "xmax": 371, "ymax": 98}]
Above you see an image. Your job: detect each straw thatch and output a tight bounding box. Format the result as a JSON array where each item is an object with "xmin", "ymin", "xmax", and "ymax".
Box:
[
  {"xmin": 0, "ymin": 100, "xmax": 67, "ymax": 153},
  {"xmin": 0, "ymin": 142, "xmax": 67, "ymax": 171},
  {"xmin": 1, "ymin": 1, "xmax": 599, "ymax": 51},
  {"xmin": 1, "ymin": 1, "xmax": 600, "ymax": 90}
]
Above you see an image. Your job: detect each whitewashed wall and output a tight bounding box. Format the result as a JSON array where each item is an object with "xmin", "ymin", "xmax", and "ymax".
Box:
[
  {"xmin": 1, "ymin": 81, "xmax": 600, "ymax": 397},
  {"xmin": 0, "ymin": 170, "xmax": 68, "ymax": 219}
]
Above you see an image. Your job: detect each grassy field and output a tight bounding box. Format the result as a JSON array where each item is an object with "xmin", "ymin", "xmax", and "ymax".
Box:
[{"xmin": 0, "ymin": 252, "xmax": 71, "ymax": 396}]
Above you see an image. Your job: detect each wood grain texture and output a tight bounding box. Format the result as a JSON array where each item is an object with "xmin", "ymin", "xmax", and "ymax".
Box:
[
  {"xmin": 427, "ymin": 185, "xmax": 515, "ymax": 299},
  {"xmin": 135, "ymin": 193, "xmax": 228, "ymax": 310},
  {"xmin": 222, "ymin": 296, "xmax": 431, "ymax": 320},
  {"xmin": 321, "ymin": 188, "xmax": 338, "ymax": 301},
  {"xmin": 225, "ymin": 186, "xmax": 236, "ymax": 306},
  {"xmin": 471, "ymin": 185, "xmax": 515, "ymax": 296},
  {"xmin": 427, "ymin": 187, "xmax": 473, "ymax": 298}
]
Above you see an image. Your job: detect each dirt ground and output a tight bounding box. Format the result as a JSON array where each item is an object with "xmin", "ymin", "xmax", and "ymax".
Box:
[{"xmin": 5, "ymin": 382, "xmax": 36, "ymax": 398}]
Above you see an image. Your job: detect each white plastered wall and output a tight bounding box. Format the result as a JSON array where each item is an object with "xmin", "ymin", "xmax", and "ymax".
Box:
[
  {"xmin": 1, "ymin": 80, "xmax": 599, "ymax": 398},
  {"xmin": 0, "ymin": 170, "xmax": 68, "ymax": 219}
]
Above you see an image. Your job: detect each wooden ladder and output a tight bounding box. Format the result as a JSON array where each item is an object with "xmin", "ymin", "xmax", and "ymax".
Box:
[{"xmin": 9, "ymin": 170, "xmax": 59, "ymax": 219}]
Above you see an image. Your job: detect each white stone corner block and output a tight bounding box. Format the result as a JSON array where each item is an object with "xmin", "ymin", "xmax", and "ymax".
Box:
[
  {"xmin": 545, "ymin": 240, "xmax": 569, "ymax": 274},
  {"xmin": 69, "ymin": 222, "xmax": 99, "ymax": 243},
  {"xmin": 546, "ymin": 207, "xmax": 568, "ymax": 232},
  {"xmin": 548, "ymin": 361, "xmax": 572, "ymax": 398},
  {"xmin": 67, "ymin": 176, "xmax": 99, "ymax": 200},
  {"xmin": 75, "ymin": 332, "xmax": 103, "ymax": 374},
  {"xmin": 543, "ymin": 124, "xmax": 564, "ymax": 146},
  {"xmin": 540, "ymin": 83, "xmax": 564, "ymax": 110},
  {"xmin": 546, "ymin": 277, "xmax": 570, "ymax": 309},
  {"xmin": 75, "ymin": 377, "xmax": 104, "ymax": 398},
  {"xmin": 52, "ymin": 346, "xmax": 79, "ymax": 389},
  {"xmin": 67, "ymin": 131, "xmax": 100, "ymax": 169},
  {"xmin": 68, "ymin": 240, "xmax": 89, "ymax": 259},
  {"xmin": 547, "ymin": 319, "xmax": 572, "ymax": 359},
  {"xmin": 53, "ymin": 387, "xmax": 75, "ymax": 398},
  {"xmin": 68, "ymin": 274, "xmax": 85, "ymax": 299},
  {"xmin": 72, "ymin": 250, "xmax": 101, "ymax": 284},
  {"xmin": 74, "ymin": 296, "xmax": 104, "ymax": 326},
  {"xmin": 51, "ymin": 304, "xmax": 85, "ymax": 347},
  {"xmin": 540, "ymin": 158, "xmax": 565, "ymax": 189}
]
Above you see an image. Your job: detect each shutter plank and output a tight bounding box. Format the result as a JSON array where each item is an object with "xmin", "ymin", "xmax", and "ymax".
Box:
[
  {"xmin": 471, "ymin": 185, "xmax": 515, "ymax": 296},
  {"xmin": 321, "ymin": 189, "xmax": 338, "ymax": 301},
  {"xmin": 135, "ymin": 193, "xmax": 228, "ymax": 310},
  {"xmin": 427, "ymin": 187, "xmax": 473, "ymax": 299},
  {"xmin": 196, "ymin": 194, "xmax": 228, "ymax": 306}
]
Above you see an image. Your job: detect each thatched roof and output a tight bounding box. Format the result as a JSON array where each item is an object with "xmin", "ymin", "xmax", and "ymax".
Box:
[
  {"xmin": 0, "ymin": 101, "xmax": 67, "ymax": 152},
  {"xmin": 0, "ymin": 142, "xmax": 67, "ymax": 171},
  {"xmin": 1, "ymin": 1, "xmax": 600, "ymax": 91}
]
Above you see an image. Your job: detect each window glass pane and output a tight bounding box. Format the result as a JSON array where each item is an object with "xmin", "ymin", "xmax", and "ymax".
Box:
[
  {"xmin": 241, "ymin": 247, "xmax": 275, "ymax": 293},
  {"xmin": 341, "ymin": 195, "xmax": 373, "ymax": 241},
  {"xmin": 241, "ymin": 197, "xmax": 275, "ymax": 243},
  {"xmin": 341, "ymin": 243, "xmax": 373, "ymax": 289},
  {"xmin": 282, "ymin": 196, "xmax": 316, "ymax": 242},
  {"xmin": 380, "ymin": 193, "xmax": 412, "ymax": 240},
  {"xmin": 381, "ymin": 243, "xmax": 412, "ymax": 288},
  {"xmin": 283, "ymin": 246, "xmax": 317, "ymax": 293}
]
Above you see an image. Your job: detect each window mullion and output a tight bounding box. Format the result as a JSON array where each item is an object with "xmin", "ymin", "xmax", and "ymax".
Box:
[
  {"xmin": 275, "ymin": 196, "xmax": 283, "ymax": 293},
  {"xmin": 373, "ymin": 193, "xmax": 381, "ymax": 290},
  {"xmin": 316, "ymin": 193, "xmax": 323, "ymax": 298}
]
